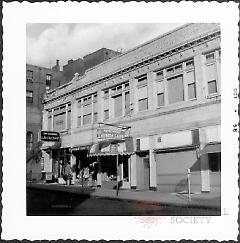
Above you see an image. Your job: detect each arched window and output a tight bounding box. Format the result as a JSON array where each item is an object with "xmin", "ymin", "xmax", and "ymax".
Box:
[{"xmin": 26, "ymin": 131, "xmax": 33, "ymax": 151}]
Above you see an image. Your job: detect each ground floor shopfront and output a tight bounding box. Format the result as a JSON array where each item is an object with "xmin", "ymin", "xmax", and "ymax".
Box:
[{"xmin": 41, "ymin": 125, "xmax": 221, "ymax": 193}]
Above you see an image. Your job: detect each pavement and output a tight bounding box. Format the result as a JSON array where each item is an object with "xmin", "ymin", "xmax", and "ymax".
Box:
[{"xmin": 27, "ymin": 182, "xmax": 221, "ymax": 210}]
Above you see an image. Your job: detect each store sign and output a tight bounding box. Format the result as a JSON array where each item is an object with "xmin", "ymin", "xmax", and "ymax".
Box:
[
  {"xmin": 41, "ymin": 131, "xmax": 60, "ymax": 142},
  {"xmin": 97, "ymin": 128, "xmax": 125, "ymax": 141}
]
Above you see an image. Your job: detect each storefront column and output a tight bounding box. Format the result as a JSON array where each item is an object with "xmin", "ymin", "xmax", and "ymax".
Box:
[
  {"xmin": 97, "ymin": 157, "xmax": 102, "ymax": 187},
  {"xmin": 149, "ymin": 136, "xmax": 157, "ymax": 190},
  {"xmin": 42, "ymin": 150, "xmax": 52, "ymax": 173},
  {"xmin": 130, "ymin": 154, "xmax": 137, "ymax": 189},
  {"xmin": 70, "ymin": 154, "xmax": 76, "ymax": 184},
  {"xmin": 199, "ymin": 128, "xmax": 210, "ymax": 192}
]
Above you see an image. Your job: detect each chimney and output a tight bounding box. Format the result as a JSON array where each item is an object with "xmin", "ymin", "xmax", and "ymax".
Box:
[{"xmin": 52, "ymin": 59, "xmax": 60, "ymax": 72}]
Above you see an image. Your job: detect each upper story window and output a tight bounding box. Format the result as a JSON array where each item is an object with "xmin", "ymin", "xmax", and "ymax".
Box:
[
  {"xmin": 166, "ymin": 64, "xmax": 183, "ymax": 76},
  {"xmin": 26, "ymin": 131, "xmax": 33, "ymax": 151},
  {"xmin": 46, "ymin": 74, "xmax": 52, "ymax": 87},
  {"xmin": 138, "ymin": 85, "xmax": 148, "ymax": 111},
  {"xmin": 185, "ymin": 70, "xmax": 196, "ymax": 100},
  {"xmin": 155, "ymin": 70, "xmax": 164, "ymax": 80},
  {"xmin": 186, "ymin": 59, "xmax": 194, "ymax": 69},
  {"xmin": 156, "ymin": 80, "xmax": 165, "ymax": 107},
  {"xmin": 26, "ymin": 90, "xmax": 33, "ymax": 103},
  {"xmin": 205, "ymin": 50, "xmax": 220, "ymax": 96},
  {"xmin": 137, "ymin": 74, "xmax": 147, "ymax": 87},
  {"xmin": 167, "ymin": 75, "xmax": 184, "ymax": 104},
  {"xmin": 26, "ymin": 70, "xmax": 33, "ymax": 82}
]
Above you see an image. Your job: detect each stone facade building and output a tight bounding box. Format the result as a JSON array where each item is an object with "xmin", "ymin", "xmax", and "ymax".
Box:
[{"xmin": 41, "ymin": 23, "xmax": 221, "ymax": 193}]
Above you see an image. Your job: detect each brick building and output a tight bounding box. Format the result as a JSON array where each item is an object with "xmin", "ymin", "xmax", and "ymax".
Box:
[
  {"xmin": 26, "ymin": 62, "xmax": 66, "ymax": 181},
  {"xmin": 41, "ymin": 23, "xmax": 221, "ymax": 193},
  {"xmin": 62, "ymin": 48, "xmax": 121, "ymax": 82}
]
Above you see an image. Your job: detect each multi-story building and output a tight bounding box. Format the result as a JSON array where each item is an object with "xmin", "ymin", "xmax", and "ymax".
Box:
[
  {"xmin": 63, "ymin": 48, "xmax": 121, "ymax": 82},
  {"xmin": 26, "ymin": 61, "xmax": 66, "ymax": 181},
  {"xmin": 41, "ymin": 23, "xmax": 221, "ymax": 193}
]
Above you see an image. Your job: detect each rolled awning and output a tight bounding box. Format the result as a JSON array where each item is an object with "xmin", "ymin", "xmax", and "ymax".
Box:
[
  {"xmin": 88, "ymin": 137, "xmax": 134, "ymax": 157},
  {"xmin": 200, "ymin": 143, "xmax": 221, "ymax": 155}
]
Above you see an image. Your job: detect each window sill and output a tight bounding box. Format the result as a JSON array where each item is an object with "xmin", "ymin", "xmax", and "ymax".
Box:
[
  {"xmin": 137, "ymin": 83, "xmax": 147, "ymax": 88},
  {"xmin": 206, "ymin": 93, "xmax": 220, "ymax": 99}
]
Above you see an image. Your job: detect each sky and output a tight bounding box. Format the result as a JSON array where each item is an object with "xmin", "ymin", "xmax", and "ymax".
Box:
[{"xmin": 26, "ymin": 23, "xmax": 185, "ymax": 69}]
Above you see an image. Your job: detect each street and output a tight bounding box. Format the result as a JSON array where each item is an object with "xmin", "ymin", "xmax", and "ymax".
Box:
[{"xmin": 27, "ymin": 188, "xmax": 220, "ymax": 216}]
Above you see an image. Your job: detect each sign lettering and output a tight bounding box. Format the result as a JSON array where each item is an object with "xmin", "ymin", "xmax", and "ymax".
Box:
[{"xmin": 41, "ymin": 131, "xmax": 60, "ymax": 142}]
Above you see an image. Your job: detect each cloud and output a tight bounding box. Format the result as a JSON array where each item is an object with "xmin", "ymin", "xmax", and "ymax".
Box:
[{"xmin": 26, "ymin": 23, "xmax": 184, "ymax": 69}]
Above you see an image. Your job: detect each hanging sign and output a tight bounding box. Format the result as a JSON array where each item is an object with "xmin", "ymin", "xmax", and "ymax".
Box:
[
  {"xmin": 41, "ymin": 131, "xmax": 60, "ymax": 142},
  {"xmin": 97, "ymin": 128, "xmax": 125, "ymax": 141}
]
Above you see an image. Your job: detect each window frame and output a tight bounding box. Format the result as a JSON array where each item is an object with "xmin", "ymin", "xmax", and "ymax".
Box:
[{"xmin": 26, "ymin": 90, "xmax": 33, "ymax": 103}]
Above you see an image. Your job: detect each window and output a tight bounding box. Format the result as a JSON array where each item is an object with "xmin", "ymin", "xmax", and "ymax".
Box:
[
  {"xmin": 156, "ymin": 80, "xmax": 165, "ymax": 107},
  {"xmin": 138, "ymin": 86, "xmax": 148, "ymax": 111},
  {"xmin": 124, "ymin": 83, "xmax": 129, "ymax": 89},
  {"xmin": 186, "ymin": 60, "xmax": 194, "ymax": 69},
  {"xmin": 26, "ymin": 90, "xmax": 33, "ymax": 103},
  {"xmin": 175, "ymin": 64, "xmax": 182, "ymax": 72},
  {"xmin": 104, "ymin": 109, "xmax": 109, "ymax": 120},
  {"xmin": 206, "ymin": 52, "xmax": 215, "ymax": 62},
  {"xmin": 53, "ymin": 112, "xmax": 65, "ymax": 131},
  {"xmin": 208, "ymin": 153, "xmax": 221, "ymax": 172},
  {"xmin": 185, "ymin": 71, "xmax": 196, "ymax": 99},
  {"xmin": 114, "ymin": 94, "xmax": 122, "ymax": 117},
  {"xmin": 155, "ymin": 70, "xmax": 163, "ymax": 80},
  {"xmin": 104, "ymin": 89, "xmax": 109, "ymax": 95},
  {"xmin": 46, "ymin": 74, "xmax": 52, "ymax": 87},
  {"xmin": 77, "ymin": 116, "xmax": 81, "ymax": 127},
  {"xmin": 26, "ymin": 131, "xmax": 33, "ymax": 151},
  {"xmin": 206, "ymin": 64, "xmax": 217, "ymax": 95},
  {"xmin": 83, "ymin": 114, "xmax": 91, "ymax": 125},
  {"xmin": 93, "ymin": 101, "xmax": 98, "ymax": 123},
  {"xmin": 83, "ymin": 103, "xmax": 92, "ymax": 125},
  {"xmin": 125, "ymin": 91, "xmax": 130, "ymax": 115},
  {"xmin": 48, "ymin": 116, "xmax": 52, "ymax": 130},
  {"xmin": 157, "ymin": 93, "xmax": 164, "ymax": 107},
  {"xmin": 67, "ymin": 110, "xmax": 71, "ymax": 129},
  {"xmin": 137, "ymin": 74, "xmax": 147, "ymax": 86},
  {"xmin": 167, "ymin": 75, "xmax": 184, "ymax": 104},
  {"xmin": 26, "ymin": 70, "xmax": 33, "ymax": 82}
]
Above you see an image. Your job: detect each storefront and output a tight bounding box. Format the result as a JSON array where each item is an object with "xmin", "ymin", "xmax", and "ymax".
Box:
[{"xmin": 88, "ymin": 137, "xmax": 134, "ymax": 189}]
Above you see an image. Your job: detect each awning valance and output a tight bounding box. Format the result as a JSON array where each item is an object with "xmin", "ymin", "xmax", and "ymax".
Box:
[
  {"xmin": 88, "ymin": 137, "xmax": 134, "ymax": 157},
  {"xmin": 71, "ymin": 144, "xmax": 92, "ymax": 152},
  {"xmin": 200, "ymin": 143, "xmax": 221, "ymax": 155}
]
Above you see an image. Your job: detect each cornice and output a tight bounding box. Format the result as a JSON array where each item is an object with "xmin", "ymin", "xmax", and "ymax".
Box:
[{"xmin": 44, "ymin": 30, "xmax": 220, "ymax": 105}]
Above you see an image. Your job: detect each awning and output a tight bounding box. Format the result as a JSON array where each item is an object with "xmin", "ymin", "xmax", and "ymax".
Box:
[
  {"xmin": 71, "ymin": 144, "xmax": 92, "ymax": 152},
  {"xmin": 41, "ymin": 140, "xmax": 61, "ymax": 150},
  {"xmin": 153, "ymin": 145, "xmax": 196, "ymax": 153},
  {"xmin": 200, "ymin": 143, "xmax": 221, "ymax": 155},
  {"xmin": 88, "ymin": 137, "xmax": 134, "ymax": 157}
]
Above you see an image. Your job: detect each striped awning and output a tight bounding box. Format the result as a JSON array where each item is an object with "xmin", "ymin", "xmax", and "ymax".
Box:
[{"xmin": 88, "ymin": 137, "xmax": 134, "ymax": 157}]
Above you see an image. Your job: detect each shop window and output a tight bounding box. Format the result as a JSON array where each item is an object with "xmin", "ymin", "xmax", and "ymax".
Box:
[
  {"xmin": 157, "ymin": 93, "xmax": 164, "ymax": 107},
  {"xmin": 26, "ymin": 131, "xmax": 33, "ymax": 151},
  {"xmin": 26, "ymin": 70, "xmax": 33, "ymax": 82},
  {"xmin": 114, "ymin": 94, "xmax": 122, "ymax": 117},
  {"xmin": 46, "ymin": 74, "xmax": 52, "ymax": 87},
  {"xmin": 125, "ymin": 91, "xmax": 130, "ymax": 115},
  {"xmin": 167, "ymin": 75, "xmax": 184, "ymax": 104},
  {"xmin": 26, "ymin": 90, "xmax": 33, "ymax": 103},
  {"xmin": 208, "ymin": 153, "xmax": 221, "ymax": 172}
]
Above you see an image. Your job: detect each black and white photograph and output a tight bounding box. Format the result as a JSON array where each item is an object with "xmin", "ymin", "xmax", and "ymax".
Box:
[
  {"xmin": 2, "ymin": 2, "xmax": 239, "ymax": 241},
  {"xmin": 26, "ymin": 22, "xmax": 221, "ymax": 217}
]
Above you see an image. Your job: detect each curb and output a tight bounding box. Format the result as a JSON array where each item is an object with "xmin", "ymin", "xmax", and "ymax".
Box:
[{"xmin": 27, "ymin": 184, "xmax": 220, "ymax": 211}]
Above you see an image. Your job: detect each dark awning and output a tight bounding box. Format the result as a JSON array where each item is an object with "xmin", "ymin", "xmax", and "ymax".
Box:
[
  {"xmin": 200, "ymin": 143, "xmax": 221, "ymax": 155},
  {"xmin": 153, "ymin": 145, "xmax": 196, "ymax": 153},
  {"xmin": 71, "ymin": 144, "xmax": 92, "ymax": 152},
  {"xmin": 88, "ymin": 137, "xmax": 134, "ymax": 157}
]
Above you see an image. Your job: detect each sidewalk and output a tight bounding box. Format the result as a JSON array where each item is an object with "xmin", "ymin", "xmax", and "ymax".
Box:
[{"xmin": 27, "ymin": 182, "xmax": 220, "ymax": 210}]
